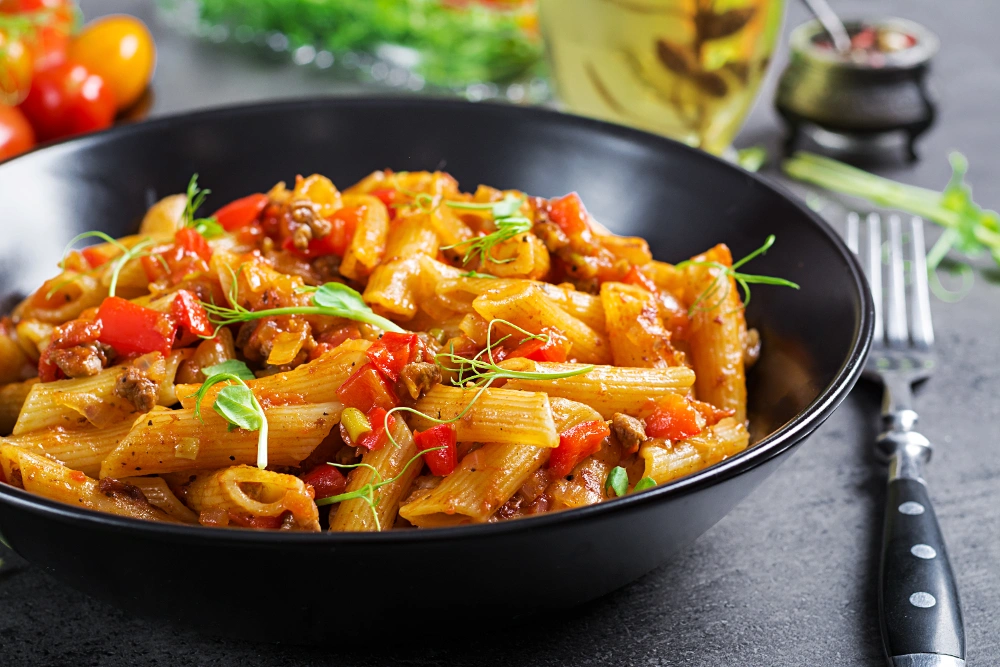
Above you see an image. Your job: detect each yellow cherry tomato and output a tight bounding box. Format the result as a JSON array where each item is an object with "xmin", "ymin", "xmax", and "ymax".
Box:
[{"xmin": 68, "ymin": 15, "xmax": 156, "ymax": 111}]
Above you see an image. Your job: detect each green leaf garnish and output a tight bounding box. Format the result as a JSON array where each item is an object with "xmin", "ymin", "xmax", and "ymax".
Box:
[
  {"xmin": 183, "ymin": 174, "xmax": 225, "ymax": 239},
  {"xmin": 315, "ymin": 446, "xmax": 446, "ymax": 532},
  {"xmin": 605, "ymin": 466, "xmax": 628, "ymax": 497},
  {"xmin": 190, "ymin": 371, "xmax": 269, "ymax": 469},
  {"xmin": 441, "ymin": 195, "xmax": 531, "ymax": 265},
  {"xmin": 458, "ymin": 270, "xmax": 497, "ymax": 279},
  {"xmin": 200, "ymin": 278, "xmax": 405, "ymax": 336},
  {"xmin": 736, "ymin": 146, "xmax": 767, "ymax": 173},
  {"xmin": 675, "ymin": 235, "xmax": 800, "ymax": 315},
  {"xmin": 783, "ymin": 151, "xmax": 1000, "ymax": 279},
  {"xmin": 633, "ymin": 477, "xmax": 656, "ymax": 492},
  {"xmin": 202, "ymin": 359, "xmax": 255, "ymax": 382}
]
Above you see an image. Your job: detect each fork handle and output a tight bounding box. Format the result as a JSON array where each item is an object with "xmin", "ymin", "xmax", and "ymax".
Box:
[{"xmin": 879, "ymin": 438, "xmax": 965, "ymax": 666}]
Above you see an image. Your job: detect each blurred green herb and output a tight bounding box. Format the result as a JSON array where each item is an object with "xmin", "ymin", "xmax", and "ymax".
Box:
[{"xmin": 736, "ymin": 146, "xmax": 767, "ymax": 172}]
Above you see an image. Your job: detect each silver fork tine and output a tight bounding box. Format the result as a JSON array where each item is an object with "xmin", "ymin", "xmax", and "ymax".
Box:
[
  {"xmin": 865, "ymin": 213, "xmax": 884, "ymax": 345},
  {"xmin": 846, "ymin": 212, "xmax": 860, "ymax": 254},
  {"xmin": 909, "ymin": 217, "xmax": 935, "ymax": 348},
  {"xmin": 885, "ymin": 215, "xmax": 908, "ymax": 346}
]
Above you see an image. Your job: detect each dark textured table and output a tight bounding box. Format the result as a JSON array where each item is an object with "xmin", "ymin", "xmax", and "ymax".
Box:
[{"xmin": 2, "ymin": 1, "xmax": 998, "ymax": 665}]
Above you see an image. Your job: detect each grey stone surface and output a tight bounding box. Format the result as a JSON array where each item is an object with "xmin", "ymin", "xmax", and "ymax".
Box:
[{"xmin": 1, "ymin": 0, "xmax": 997, "ymax": 665}]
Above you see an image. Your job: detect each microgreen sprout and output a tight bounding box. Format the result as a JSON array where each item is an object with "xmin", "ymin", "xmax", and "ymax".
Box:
[
  {"xmin": 190, "ymin": 362, "xmax": 269, "ymax": 469},
  {"xmin": 440, "ymin": 194, "xmax": 532, "ymax": 265},
  {"xmin": 183, "ymin": 174, "xmax": 225, "ymax": 239},
  {"xmin": 675, "ymin": 235, "xmax": 800, "ymax": 315}
]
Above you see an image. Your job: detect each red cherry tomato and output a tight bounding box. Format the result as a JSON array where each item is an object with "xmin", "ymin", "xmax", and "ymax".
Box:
[
  {"xmin": 19, "ymin": 62, "xmax": 116, "ymax": 142},
  {"xmin": 1, "ymin": 0, "xmax": 74, "ymax": 71},
  {"xmin": 0, "ymin": 105, "xmax": 35, "ymax": 161},
  {"xmin": 0, "ymin": 30, "xmax": 32, "ymax": 105}
]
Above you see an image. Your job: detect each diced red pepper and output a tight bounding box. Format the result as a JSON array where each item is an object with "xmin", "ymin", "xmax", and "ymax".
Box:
[
  {"xmin": 644, "ymin": 393, "xmax": 705, "ymax": 440},
  {"xmin": 355, "ymin": 406, "xmax": 396, "ymax": 451},
  {"xmin": 366, "ymin": 332, "xmax": 419, "ymax": 382},
  {"xmin": 548, "ymin": 192, "xmax": 591, "ymax": 236},
  {"xmin": 300, "ymin": 463, "xmax": 347, "ymax": 500},
  {"xmin": 170, "ymin": 289, "xmax": 214, "ymax": 338},
  {"xmin": 81, "ymin": 245, "xmax": 111, "ymax": 268},
  {"xmin": 141, "ymin": 243, "xmax": 210, "ymax": 285},
  {"xmin": 70, "ymin": 470, "xmax": 87, "ymax": 483},
  {"xmin": 336, "ymin": 363, "xmax": 399, "ymax": 413},
  {"xmin": 370, "ymin": 188, "xmax": 398, "ymax": 219},
  {"xmin": 623, "ymin": 265, "xmax": 659, "ymax": 293},
  {"xmin": 282, "ymin": 206, "xmax": 360, "ymax": 259},
  {"xmin": 227, "ymin": 509, "xmax": 285, "ymax": 530},
  {"xmin": 50, "ymin": 318, "xmax": 103, "ymax": 349},
  {"xmin": 508, "ymin": 327, "xmax": 570, "ymax": 363},
  {"xmin": 549, "ymin": 419, "xmax": 610, "ymax": 478},
  {"xmin": 96, "ymin": 296, "xmax": 177, "ymax": 357},
  {"xmin": 37, "ymin": 348, "xmax": 63, "ymax": 382},
  {"xmin": 309, "ymin": 324, "xmax": 363, "ymax": 361},
  {"xmin": 174, "ymin": 227, "xmax": 213, "ymax": 263},
  {"xmin": 414, "ymin": 423, "xmax": 457, "ymax": 476},
  {"xmin": 213, "ymin": 193, "xmax": 269, "ymax": 232}
]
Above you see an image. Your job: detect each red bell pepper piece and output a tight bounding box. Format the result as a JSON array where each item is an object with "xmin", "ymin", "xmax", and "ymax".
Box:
[
  {"xmin": 414, "ymin": 423, "xmax": 457, "ymax": 476},
  {"xmin": 81, "ymin": 245, "xmax": 111, "ymax": 268},
  {"xmin": 356, "ymin": 407, "xmax": 396, "ymax": 451},
  {"xmin": 549, "ymin": 419, "xmax": 610, "ymax": 478},
  {"xmin": 370, "ymin": 188, "xmax": 398, "ymax": 220},
  {"xmin": 50, "ymin": 318, "xmax": 103, "ymax": 349},
  {"xmin": 227, "ymin": 510, "xmax": 285, "ymax": 530},
  {"xmin": 300, "ymin": 463, "xmax": 347, "ymax": 500},
  {"xmin": 366, "ymin": 332, "xmax": 418, "ymax": 382},
  {"xmin": 213, "ymin": 193, "xmax": 269, "ymax": 232},
  {"xmin": 547, "ymin": 192, "xmax": 591, "ymax": 236},
  {"xmin": 174, "ymin": 227, "xmax": 213, "ymax": 262},
  {"xmin": 336, "ymin": 363, "xmax": 399, "ymax": 413},
  {"xmin": 282, "ymin": 206, "xmax": 360, "ymax": 259},
  {"xmin": 623, "ymin": 265, "xmax": 659, "ymax": 293},
  {"xmin": 309, "ymin": 324, "xmax": 362, "ymax": 361},
  {"xmin": 644, "ymin": 393, "xmax": 704, "ymax": 441},
  {"xmin": 37, "ymin": 348, "xmax": 63, "ymax": 382},
  {"xmin": 96, "ymin": 296, "xmax": 177, "ymax": 357},
  {"xmin": 508, "ymin": 327, "xmax": 570, "ymax": 363},
  {"xmin": 170, "ymin": 289, "xmax": 214, "ymax": 338}
]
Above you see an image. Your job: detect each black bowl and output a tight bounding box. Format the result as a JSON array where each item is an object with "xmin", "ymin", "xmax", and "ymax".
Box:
[{"xmin": 0, "ymin": 98, "xmax": 872, "ymax": 641}]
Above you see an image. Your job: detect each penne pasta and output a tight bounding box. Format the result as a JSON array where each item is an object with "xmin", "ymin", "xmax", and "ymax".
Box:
[
  {"xmin": 411, "ymin": 385, "xmax": 559, "ymax": 449},
  {"xmin": 128, "ymin": 476, "xmax": 199, "ymax": 523},
  {"xmin": 600, "ymin": 281, "xmax": 680, "ymax": 368},
  {"xmin": 2, "ymin": 418, "xmax": 134, "ymax": 477},
  {"xmin": 99, "ymin": 402, "xmax": 341, "ymax": 479},
  {"xmin": 0, "ymin": 379, "xmax": 36, "ymax": 435},
  {"xmin": 639, "ymin": 417, "xmax": 749, "ymax": 485},
  {"xmin": 0, "ymin": 444, "xmax": 175, "ymax": 522},
  {"xmin": 500, "ymin": 358, "xmax": 695, "ymax": 419},
  {"xmin": 340, "ymin": 194, "xmax": 390, "ymax": 280},
  {"xmin": 329, "ymin": 418, "xmax": 422, "ymax": 532},
  {"xmin": 473, "ymin": 282, "xmax": 612, "ymax": 364},
  {"xmin": 184, "ymin": 466, "xmax": 320, "ymax": 531},
  {"xmin": 683, "ymin": 245, "xmax": 748, "ymax": 423}
]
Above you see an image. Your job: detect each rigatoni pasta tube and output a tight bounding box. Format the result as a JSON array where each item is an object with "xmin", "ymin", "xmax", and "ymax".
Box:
[
  {"xmin": 600, "ymin": 281, "xmax": 678, "ymax": 368},
  {"xmin": 500, "ymin": 359, "xmax": 695, "ymax": 419},
  {"xmin": 99, "ymin": 402, "xmax": 341, "ymax": 479},
  {"xmin": 329, "ymin": 418, "xmax": 421, "ymax": 532},
  {"xmin": 340, "ymin": 194, "xmax": 390, "ymax": 280},
  {"xmin": 0, "ymin": 379, "xmax": 36, "ymax": 435},
  {"xmin": 410, "ymin": 385, "xmax": 559, "ymax": 449}
]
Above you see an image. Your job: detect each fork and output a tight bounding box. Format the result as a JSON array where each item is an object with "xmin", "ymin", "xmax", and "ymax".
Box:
[{"xmin": 846, "ymin": 212, "xmax": 966, "ymax": 667}]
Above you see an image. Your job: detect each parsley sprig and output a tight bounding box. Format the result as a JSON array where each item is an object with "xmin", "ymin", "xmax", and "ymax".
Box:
[
  {"xmin": 190, "ymin": 360, "xmax": 269, "ymax": 469},
  {"xmin": 440, "ymin": 194, "xmax": 532, "ymax": 265},
  {"xmin": 675, "ymin": 235, "xmax": 800, "ymax": 315},
  {"xmin": 200, "ymin": 275, "xmax": 404, "ymax": 335}
]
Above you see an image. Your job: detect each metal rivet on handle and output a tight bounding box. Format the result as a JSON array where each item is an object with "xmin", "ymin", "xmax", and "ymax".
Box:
[
  {"xmin": 911, "ymin": 544, "xmax": 937, "ymax": 559},
  {"xmin": 909, "ymin": 592, "xmax": 936, "ymax": 608},
  {"xmin": 899, "ymin": 502, "xmax": 925, "ymax": 515}
]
